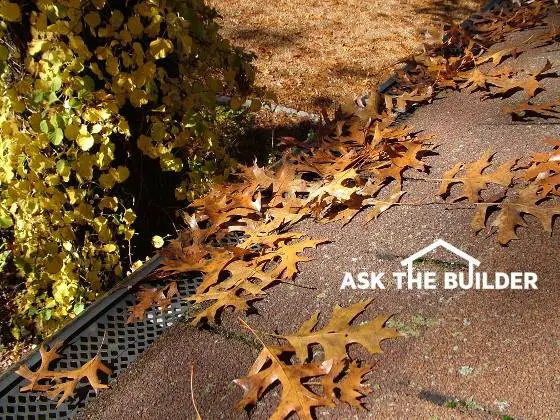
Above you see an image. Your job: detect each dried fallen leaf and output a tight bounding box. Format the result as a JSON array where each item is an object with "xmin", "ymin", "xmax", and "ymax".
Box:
[
  {"xmin": 504, "ymin": 98, "xmax": 560, "ymax": 120},
  {"xmin": 283, "ymin": 299, "xmax": 399, "ymax": 362},
  {"xmin": 127, "ymin": 281, "xmax": 179, "ymax": 323},
  {"xmin": 234, "ymin": 345, "xmax": 333, "ymax": 420},
  {"xmin": 235, "ymin": 299, "xmax": 399, "ymax": 419},
  {"xmin": 17, "ymin": 342, "xmax": 112, "ymax": 407},
  {"xmin": 363, "ymin": 189, "xmax": 405, "ymax": 223},
  {"xmin": 458, "ymin": 61, "xmax": 550, "ymax": 98},
  {"xmin": 17, "ymin": 342, "xmax": 65, "ymax": 392},
  {"xmin": 522, "ymin": 153, "xmax": 560, "ymax": 196},
  {"xmin": 44, "ymin": 356, "xmax": 112, "ymax": 407},
  {"xmin": 472, "ymin": 184, "xmax": 560, "ymax": 245},
  {"xmin": 255, "ymin": 238, "xmax": 328, "ymax": 280},
  {"xmin": 321, "ymin": 359, "xmax": 373, "ymax": 409},
  {"xmin": 475, "ymin": 46, "xmax": 519, "ymax": 66},
  {"xmin": 438, "ymin": 150, "xmax": 516, "ymax": 202},
  {"xmin": 305, "ymin": 168, "xmax": 361, "ymax": 206}
]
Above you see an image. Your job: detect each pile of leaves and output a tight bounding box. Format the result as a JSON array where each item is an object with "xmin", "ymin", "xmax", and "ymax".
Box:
[
  {"xmin": 380, "ymin": 0, "xmax": 560, "ymax": 245},
  {"xmin": 156, "ymin": 108, "xmax": 431, "ymax": 326},
  {"xmin": 156, "ymin": 0, "xmax": 559, "ymax": 328},
  {"xmin": 0, "ymin": 0, "xmax": 256, "ymax": 339},
  {"xmin": 16, "ymin": 0, "xmax": 560, "ymax": 415}
]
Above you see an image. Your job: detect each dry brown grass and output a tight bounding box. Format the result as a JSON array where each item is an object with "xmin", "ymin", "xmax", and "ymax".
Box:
[{"xmin": 209, "ymin": 0, "xmax": 486, "ymax": 111}]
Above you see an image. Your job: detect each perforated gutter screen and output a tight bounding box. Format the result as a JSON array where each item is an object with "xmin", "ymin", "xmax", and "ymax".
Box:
[{"xmin": 0, "ymin": 255, "xmax": 203, "ymax": 419}]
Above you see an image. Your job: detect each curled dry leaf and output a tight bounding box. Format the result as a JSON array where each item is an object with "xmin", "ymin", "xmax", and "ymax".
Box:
[
  {"xmin": 504, "ymin": 98, "xmax": 560, "ymax": 120},
  {"xmin": 187, "ymin": 258, "xmax": 277, "ymax": 326},
  {"xmin": 17, "ymin": 342, "xmax": 65, "ymax": 393},
  {"xmin": 457, "ymin": 60, "xmax": 551, "ymax": 98},
  {"xmin": 305, "ymin": 168, "xmax": 361, "ymax": 206},
  {"xmin": 127, "ymin": 281, "xmax": 179, "ymax": 323},
  {"xmin": 235, "ymin": 300, "xmax": 399, "ymax": 418},
  {"xmin": 475, "ymin": 25, "xmax": 560, "ymax": 67},
  {"xmin": 186, "ymin": 236, "xmax": 326, "ymax": 325},
  {"xmin": 255, "ymin": 238, "xmax": 329, "ymax": 280},
  {"xmin": 520, "ymin": 138, "xmax": 560, "ymax": 195},
  {"xmin": 472, "ymin": 184, "xmax": 560, "ymax": 245},
  {"xmin": 363, "ymin": 189, "xmax": 405, "ymax": 224},
  {"xmin": 373, "ymin": 140, "xmax": 429, "ymax": 186},
  {"xmin": 475, "ymin": 46, "xmax": 520, "ymax": 66},
  {"xmin": 390, "ymin": 86, "xmax": 434, "ymax": 113},
  {"xmin": 448, "ymin": 141, "xmax": 560, "ymax": 245}
]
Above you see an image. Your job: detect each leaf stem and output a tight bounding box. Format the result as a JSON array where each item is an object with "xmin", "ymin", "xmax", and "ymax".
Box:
[{"xmin": 190, "ymin": 365, "xmax": 202, "ymax": 420}]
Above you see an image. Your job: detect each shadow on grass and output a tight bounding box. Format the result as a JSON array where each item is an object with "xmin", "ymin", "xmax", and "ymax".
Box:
[
  {"xmin": 234, "ymin": 116, "xmax": 316, "ymax": 165},
  {"xmin": 235, "ymin": 27, "xmax": 304, "ymax": 52},
  {"xmin": 413, "ymin": 0, "xmax": 486, "ymax": 26}
]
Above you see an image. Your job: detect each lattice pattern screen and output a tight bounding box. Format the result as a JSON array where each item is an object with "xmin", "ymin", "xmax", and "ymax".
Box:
[{"xmin": 0, "ymin": 273, "xmax": 201, "ymax": 419}]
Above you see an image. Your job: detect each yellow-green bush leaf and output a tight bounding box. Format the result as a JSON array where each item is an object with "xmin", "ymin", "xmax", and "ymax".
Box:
[
  {"xmin": 151, "ymin": 235, "xmax": 164, "ymax": 249},
  {"xmin": 84, "ymin": 11, "xmax": 101, "ymax": 29},
  {"xmin": 0, "ymin": 1, "xmax": 21, "ymax": 22},
  {"xmin": 46, "ymin": 256, "xmax": 63, "ymax": 274},
  {"xmin": 149, "ymin": 38, "xmax": 174, "ymax": 60},
  {"xmin": 50, "ymin": 128, "xmax": 63, "ymax": 145},
  {"xmin": 0, "ymin": 45, "xmax": 8, "ymax": 61},
  {"xmin": 77, "ymin": 134, "xmax": 95, "ymax": 151},
  {"xmin": 64, "ymin": 124, "xmax": 79, "ymax": 140}
]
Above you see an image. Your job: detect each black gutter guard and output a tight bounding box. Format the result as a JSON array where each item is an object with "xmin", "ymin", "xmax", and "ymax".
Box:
[{"xmin": 0, "ymin": 255, "xmax": 202, "ymax": 419}]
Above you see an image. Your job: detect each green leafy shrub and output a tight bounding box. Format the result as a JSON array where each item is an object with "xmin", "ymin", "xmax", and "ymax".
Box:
[{"xmin": 0, "ymin": 0, "xmax": 256, "ymax": 339}]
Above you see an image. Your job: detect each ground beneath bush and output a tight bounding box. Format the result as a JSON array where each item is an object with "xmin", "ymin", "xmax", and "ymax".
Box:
[
  {"xmin": 209, "ymin": 0, "xmax": 485, "ymax": 111},
  {"xmin": 79, "ymin": 9, "xmax": 560, "ymax": 420}
]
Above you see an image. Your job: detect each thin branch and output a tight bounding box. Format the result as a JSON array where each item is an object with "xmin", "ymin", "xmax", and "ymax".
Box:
[{"xmin": 239, "ymin": 318, "xmax": 267, "ymax": 349}]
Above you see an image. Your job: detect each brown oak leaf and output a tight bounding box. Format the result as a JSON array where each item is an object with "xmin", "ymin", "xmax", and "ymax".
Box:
[
  {"xmin": 127, "ymin": 281, "xmax": 179, "ymax": 323},
  {"xmin": 520, "ymin": 139, "xmax": 560, "ymax": 195},
  {"xmin": 504, "ymin": 99, "xmax": 560, "ymax": 120},
  {"xmin": 374, "ymin": 140, "xmax": 429, "ymax": 185},
  {"xmin": 255, "ymin": 238, "xmax": 328, "ymax": 280},
  {"xmin": 187, "ymin": 237, "xmax": 325, "ymax": 325},
  {"xmin": 438, "ymin": 150, "xmax": 516, "ymax": 202},
  {"xmin": 304, "ymin": 168, "xmax": 361, "ymax": 206},
  {"xmin": 472, "ymin": 184, "xmax": 560, "ymax": 245},
  {"xmin": 363, "ymin": 189, "xmax": 405, "ymax": 224},
  {"xmin": 321, "ymin": 359, "xmax": 373, "ymax": 409},
  {"xmin": 234, "ymin": 345, "xmax": 333, "ymax": 420},
  {"xmin": 283, "ymin": 299, "xmax": 399, "ymax": 362},
  {"xmin": 17, "ymin": 342, "xmax": 112, "ymax": 407}
]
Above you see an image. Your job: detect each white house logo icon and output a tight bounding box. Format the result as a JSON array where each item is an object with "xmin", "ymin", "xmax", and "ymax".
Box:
[{"xmin": 400, "ymin": 239, "xmax": 480, "ymax": 282}]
